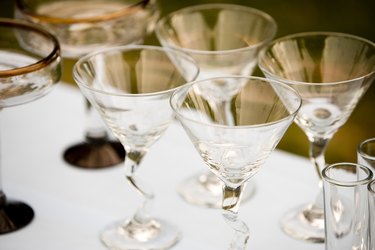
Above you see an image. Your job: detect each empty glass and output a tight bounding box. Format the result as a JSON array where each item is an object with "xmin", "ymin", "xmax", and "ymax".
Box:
[
  {"xmin": 259, "ymin": 31, "xmax": 375, "ymax": 242},
  {"xmin": 0, "ymin": 18, "xmax": 61, "ymax": 234},
  {"xmin": 16, "ymin": 0, "xmax": 160, "ymax": 169},
  {"xmin": 156, "ymin": 3, "xmax": 277, "ymax": 208},
  {"xmin": 171, "ymin": 76, "xmax": 301, "ymax": 250},
  {"xmin": 358, "ymin": 138, "xmax": 375, "ymax": 171},
  {"xmin": 73, "ymin": 45, "xmax": 199, "ymax": 249},
  {"xmin": 322, "ymin": 163, "xmax": 373, "ymax": 250},
  {"xmin": 368, "ymin": 180, "xmax": 375, "ymax": 250}
]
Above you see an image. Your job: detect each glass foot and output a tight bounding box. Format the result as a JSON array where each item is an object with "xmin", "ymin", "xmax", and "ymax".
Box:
[
  {"xmin": 0, "ymin": 199, "xmax": 34, "ymax": 234},
  {"xmin": 63, "ymin": 140, "xmax": 125, "ymax": 169},
  {"xmin": 177, "ymin": 173, "xmax": 256, "ymax": 208},
  {"xmin": 101, "ymin": 218, "xmax": 181, "ymax": 250},
  {"xmin": 280, "ymin": 204, "xmax": 325, "ymax": 243}
]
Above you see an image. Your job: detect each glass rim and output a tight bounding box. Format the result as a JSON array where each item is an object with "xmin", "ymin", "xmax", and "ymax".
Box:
[
  {"xmin": 170, "ymin": 75, "xmax": 302, "ymax": 129},
  {"xmin": 258, "ymin": 31, "xmax": 375, "ymax": 86},
  {"xmin": 322, "ymin": 162, "xmax": 374, "ymax": 187},
  {"xmin": 0, "ymin": 18, "xmax": 60, "ymax": 78},
  {"xmin": 155, "ymin": 3, "xmax": 277, "ymax": 55},
  {"xmin": 368, "ymin": 179, "xmax": 375, "ymax": 195},
  {"xmin": 73, "ymin": 45, "xmax": 200, "ymax": 97},
  {"xmin": 15, "ymin": 0, "xmax": 151, "ymax": 24},
  {"xmin": 358, "ymin": 137, "xmax": 375, "ymax": 160}
]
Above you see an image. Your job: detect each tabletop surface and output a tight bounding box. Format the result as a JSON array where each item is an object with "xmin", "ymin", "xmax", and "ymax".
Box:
[{"xmin": 0, "ymin": 83, "xmax": 324, "ymax": 250}]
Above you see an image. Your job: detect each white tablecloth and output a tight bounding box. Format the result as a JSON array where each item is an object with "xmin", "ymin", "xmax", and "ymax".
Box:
[{"xmin": 0, "ymin": 83, "xmax": 323, "ymax": 250}]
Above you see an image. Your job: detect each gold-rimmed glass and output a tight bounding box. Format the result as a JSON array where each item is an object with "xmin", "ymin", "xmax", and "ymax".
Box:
[
  {"xmin": 16, "ymin": 0, "xmax": 160, "ymax": 169},
  {"xmin": 0, "ymin": 18, "xmax": 61, "ymax": 234}
]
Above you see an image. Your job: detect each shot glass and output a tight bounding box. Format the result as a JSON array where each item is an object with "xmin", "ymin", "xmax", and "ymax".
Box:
[
  {"xmin": 368, "ymin": 180, "xmax": 375, "ymax": 250},
  {"xmin": 322, "ymin": 163, "xmax": 373, "ymax": 250},
  {"xmin": 358, "ymin": 138, "xmax": 375, "ymax": 171}
]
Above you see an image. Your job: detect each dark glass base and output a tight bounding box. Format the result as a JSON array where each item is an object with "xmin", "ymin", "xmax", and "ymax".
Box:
[
  {"xmin": 63, "ymin": 140, "xmax": 126, "ymax": 169},
  {"xmin": 0, "ymin": 199, "xmax": 34, "ymax": 234}
]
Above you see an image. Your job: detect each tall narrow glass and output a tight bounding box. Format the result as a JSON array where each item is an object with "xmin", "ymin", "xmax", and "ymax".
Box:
[
  {"xmin": 16, "ymin": 0, "xmax": 160, "ymax": 169},
  {"xmin": 170, "ymin": 76, "xmax": 301, "ymax": 250},
  {"xmin": 0, "ymin": 18, "xmax": 61, "ymax": 234},
  {"xmin": 156, "ymin": 3, "xmax": 277, "ymax": 208},
  {"xmin": 258, "ymin": 32, "xmax": 375, "ymax": 242},
  {"xmin": 73, "ymin": 45, "xmax": 199, "ymax": 249},
  {"xmin": 322, "ymin": 163, "xmax": 373, "ymax": 250},
  {"xmin": 368, "ymin": 180, "xmax": 375, "ymax": 250},
  {"xmin": 358, "ymin": 138, "xmax": 375, "ymax": 172}
]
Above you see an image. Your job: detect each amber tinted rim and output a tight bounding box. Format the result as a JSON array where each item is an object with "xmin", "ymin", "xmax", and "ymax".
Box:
[
  {"xmin": 0, "ymin": 18, "xmax": 60, "ymax": 77},
  {"xmin": 16, "ymin": 0, "xmax": 150, "ymax": 24}
]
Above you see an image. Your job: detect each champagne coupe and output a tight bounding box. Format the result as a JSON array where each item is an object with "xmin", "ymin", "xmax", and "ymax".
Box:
[
  {"xmin": 156, "ymin": 3, "xmax": 277, "ymax": 208},
  {"xmin": 16, "ymin": 0, "xmax": 160, "ymax": 169},
  {"xmin": 258, "ymin": 32, "xmax": 375, "ymax": 242},
  {"xmin": 170, "ymin": 76, "xmax": 301, "ymax": 250},
  {"xmin": 0, "ymin": 18, "xmax": 61, "ymax": 234},
  {"xmin": 73, "ymin": 45, "xmax": 199, "ymax": 249}
]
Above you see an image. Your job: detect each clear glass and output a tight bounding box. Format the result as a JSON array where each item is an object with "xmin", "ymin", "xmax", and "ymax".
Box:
[
  {"xmin": 322, "ymin": 163, "xmax": 373, "ymax": 250},
  {"xmin": 73, "ymin": 45, "xmax": 199, "ymax": 249},
  {"xmin": 368, "ymin": 180, "xmax": 375, "ymax": 250},
  {"xmin": 170, "ymin": 76, "xmax": 301, "ymax": 250},
  {"xmin": 156, "ymin": 3, "xmax": 277, "ymax": 208},
  {"xmin": 0, "ymin": 18, "xmax": 61, "ymax": 234},
  {"xmin": 15, "ymin": 0, "xmax": 160, "ymax": 169},
  {"xmin": 258, "ymin": 31, "xmax": 375, "ymax": 242},
  {"xmin": 358, "ymin": 138, "xmax": 375, "ymax": 172}
]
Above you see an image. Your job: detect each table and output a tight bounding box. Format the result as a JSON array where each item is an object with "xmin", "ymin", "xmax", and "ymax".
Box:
[{"xmin": 0, "ymin": 83, "xmax": 324, "ymax": 249}]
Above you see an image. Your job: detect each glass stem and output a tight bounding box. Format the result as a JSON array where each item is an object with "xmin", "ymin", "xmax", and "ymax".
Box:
[
  {"xmin": 308, "ymin": 136, "xmax": 330, "ymax": 180},
  {"xmin": 124, "ymin": 150, "xmax": 154, "ymax": 225},
  {"xmin": 84, "ymin": 98, "xmax": 108, "ymax": 141},
  {"xmin": 222, "ymin": 183, "xmax": 249, "ymax": 250}
]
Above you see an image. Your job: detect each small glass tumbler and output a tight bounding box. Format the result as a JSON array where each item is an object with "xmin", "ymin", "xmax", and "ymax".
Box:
[
  {"xmin": 368, "ymin": 180, "xmax": 375, "ymax": 250},
  {"xmin": 322, "ymin": 163, "xmax": 373, "ymax": 250},
  {"xmin": 358, "ymin": 138, "xmax": 375, "ymax": 171}
]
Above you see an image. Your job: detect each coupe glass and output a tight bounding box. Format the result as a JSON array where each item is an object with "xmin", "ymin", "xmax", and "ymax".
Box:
[
  {"xmin": 73, "ymin": 45, "xmax": 199, "ymax": 249},
  {"xmin": 0, "ymin": 18, "xmax": 61, "ymax": 234},
  {"xmin": 156, "ymin": 3, "xmax": 277, "ymax": 208},
  {"xmin": 16, "ymin": 0, "xmax": 160, "ymax": 169},
  {"xmin": 171, "ymin": 76, "xmax": 301, "ymax": 250},
  {"xmin": 258, "ymin": 31, "xmax": 375, "ymax": 242}
]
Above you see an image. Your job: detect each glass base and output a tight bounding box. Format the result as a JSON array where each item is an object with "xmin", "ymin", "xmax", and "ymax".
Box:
[
  {"xmin": 177, "ymin": 173, "xmax": 256, "ymax": 208},
  {"xmin": 101, "ymin": 218, "xmax": 181, "ymax": 250},
  {"xmin": 63, "ymin": 140, "xmax": 125, "ymax": 169},
  {"xmin": 280, "ymin": 204, "xmax": 325, "ymax": 243},
  {"xmin": 0, "ymin": 199, "xmax": 34, "ymax": 234}
]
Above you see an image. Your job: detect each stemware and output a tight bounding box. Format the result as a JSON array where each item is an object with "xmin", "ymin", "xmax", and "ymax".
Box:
[
  {"xmin": 73, "ymin": 45, "xmax": 199, "ymax": 249},
  {"xmin": 156, "ymin": 3, "xmax": 277, "ymax": 208},
  {"xmin": 170, "ymin": 76, "xmax": 301, "ymax": 250},
  {"xmin": 16, "ymin": 0, "xmax": 160, "ymax": 169},
  {"xmin": 258, "ymin": 31, "xmax": 375, "ymax": 242},
  {"xmin": 0, "ymin": 18, "xmax": 61, "ymax": 234}
]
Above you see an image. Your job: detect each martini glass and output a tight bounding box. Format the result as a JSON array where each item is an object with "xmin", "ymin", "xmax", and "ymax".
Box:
[
  {"xmin": 258, "ymin": 31, "xmax": 375, "ymax": 242},
  {"xmin": 0, "ymin": 18, "xmax": 61, "ymax": 234},
  {"xmin": 73, "ymin": 45, "xmax": 199, "ymax": 249},
  {"xmin": 156, "ymin": 3, "xmax": 277, "ymax": 208},
  {"xmin": 16, "ymin": 0, "xmax": 160, "ymax": 169},
  {"xmin": 170, "ymin": 76, "xmax": 301, "ymax": 250}
]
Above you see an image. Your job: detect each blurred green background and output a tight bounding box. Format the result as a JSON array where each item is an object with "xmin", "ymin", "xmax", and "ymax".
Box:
[{"xmin": 1, "ymin": 0, "xmax": 374, "ymax": 164}]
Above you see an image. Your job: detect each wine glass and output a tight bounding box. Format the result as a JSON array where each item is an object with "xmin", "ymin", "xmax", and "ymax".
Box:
[
  {"xmin": 258, "ymin": 31, "xmax": 375, "ymax": 242},
  {"xmin": 0, "ymin": 18, "xmax": 61, "ymax": 234},
  {"xmin": 170, "ymin": 76, "xmax": 301, "ymax": 250},
  {"xmin": 15, "ymin": 0, "xmax": 160, "ymax": 169},
  {"xmin": 73, "ymin": 45, "xmax": 199, "ymax": 249},
  {"xmin": 155, "ymin": 3, "xmax": 277, "ymax": 208}
]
